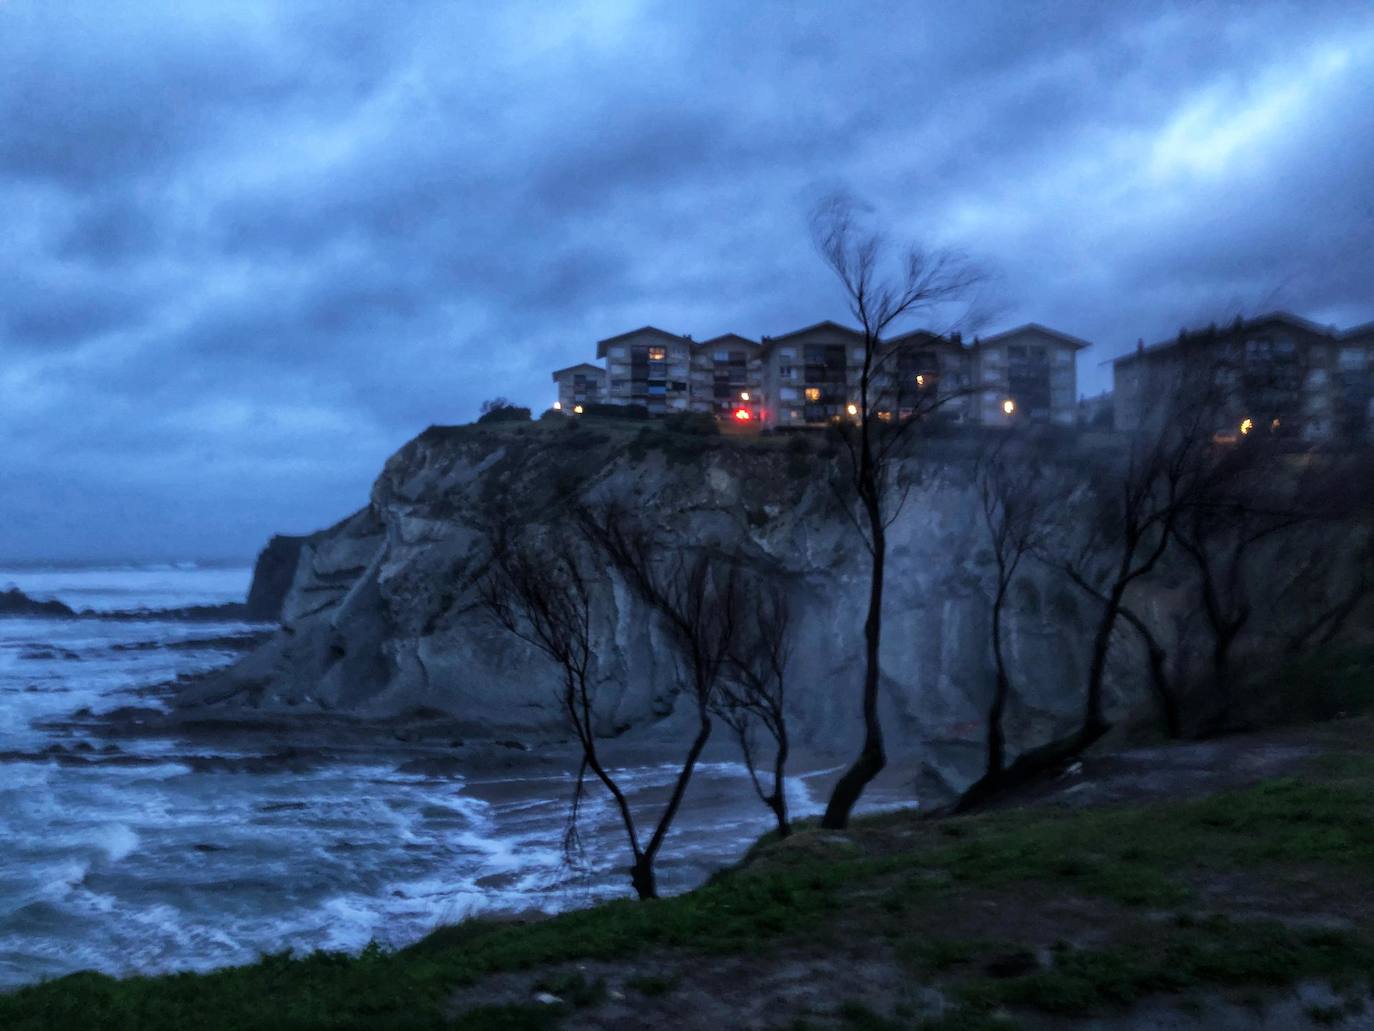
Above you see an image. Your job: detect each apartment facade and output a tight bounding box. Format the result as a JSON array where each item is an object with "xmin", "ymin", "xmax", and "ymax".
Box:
[
  {"xmin": 550, "ymin": 363, "xmax": 606, "ymax": 413},
  {"xmin": 759, "ymin": 321, "xmax": 865, "ymax": 427},
  {"xmin": 975, "ymin": 324, "xmax": 1088, "ymax": 427},
  {"xmin": 553, "ymin": 319, "xmax": 1089, "ymax": 430},
  {"xmin": 1111, "ymin": 313, "xmax": 1373, "ymax": 443},
  {"xmin": 690, "ymin": 334, "xmax": 764, "ymax": 422},
  {"xmin": 596, "ymin": 327, "xmax": 694, "ymax": 415}
]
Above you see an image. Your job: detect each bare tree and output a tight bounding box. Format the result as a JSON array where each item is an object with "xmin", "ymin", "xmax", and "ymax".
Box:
[
  {"xmin": 476, "ymin": 529, "xmax": 656, "ymax": 896},
  {"xmin": 810, "ymin": 191, "xmax": 984, "ymax": 829},
  {"xmin": 963, "ymin": 439, "xmax": 1048, "ymax": 801},
  {"xmin": 576, "ymin": 503, "xmax": 741, "ymax": 899},
  {"xmin": 715, "ymin": 577, "xmax": 793, "ymax": 837}
]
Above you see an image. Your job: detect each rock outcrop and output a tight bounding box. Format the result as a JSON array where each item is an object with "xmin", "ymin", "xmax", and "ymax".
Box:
[{"xmin": 179, "ymin": 420, "xmax": 1372, "ymax": 789}]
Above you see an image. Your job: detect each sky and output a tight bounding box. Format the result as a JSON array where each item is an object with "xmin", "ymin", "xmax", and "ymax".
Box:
[{"xmin": 2, "ymin": 1, "xmax": 1372, "ymax": 563}]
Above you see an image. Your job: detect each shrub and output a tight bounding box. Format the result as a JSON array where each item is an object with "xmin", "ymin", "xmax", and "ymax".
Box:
[
  {"xmin": 583, "ymin": 403, "xmax": 649, "ymax": 420},
  {"xmin": 478, "ymin": 399, "xmax": 532, "ymax": 424},
  {"xmin": 662, "ymin": 411, "xmax": 719, "ymax": 436}
]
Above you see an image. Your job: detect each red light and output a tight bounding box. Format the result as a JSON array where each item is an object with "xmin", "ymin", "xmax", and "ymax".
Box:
[{"xmin": 733, "ymin": 408, "xmax": 751, "ymax": 421}]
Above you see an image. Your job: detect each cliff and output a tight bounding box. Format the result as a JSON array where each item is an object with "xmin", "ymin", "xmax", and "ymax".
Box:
[{"xmin": 178, "ymin": 418, "xmax": 1371, "ymax": 788}]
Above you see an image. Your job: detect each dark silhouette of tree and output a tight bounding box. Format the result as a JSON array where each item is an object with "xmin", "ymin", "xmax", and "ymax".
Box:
[
  {"xmin": 810, "ymin": 191, "xmax": 984, "ymax": 829},
  {"xmin": 475, "ymin": 528, "xmax": 650, "ymax": 896},
  {"xmin": 478, "ymin": 398, "xmax": 531, "ymax": 423},
  {"xmin": 575, "ymin": 504, "xmax": 741, "ymax": 899},
  {"xmin": 715, "ymin": 577, "xmax": 793, "ymax": 837},
  {"xmin": 959, "ymin": 439, "xmax": 1048, "ymax": 804}
]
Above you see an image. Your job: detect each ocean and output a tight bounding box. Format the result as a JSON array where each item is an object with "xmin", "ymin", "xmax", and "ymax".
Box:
[{"xmin": 0, "ymin": 563, "xmax": 847, "ymax": 990}]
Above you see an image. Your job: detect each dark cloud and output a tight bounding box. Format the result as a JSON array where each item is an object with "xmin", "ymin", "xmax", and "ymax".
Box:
[{"xmin": 1, "ymin": 0, "xmax": 1372, "ymax": 561}]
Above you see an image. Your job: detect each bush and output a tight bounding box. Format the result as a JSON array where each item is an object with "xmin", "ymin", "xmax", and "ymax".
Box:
[
  {"xmin": 538, "ymin": 408, "xmax": 564, "ymax": 422},
  {"xmin": 478, "ymin": 399, "xmax": 532, "ymax": 424},
  {"xmin": 583, "ymin": 403, "xmax": 649, "ymax": 420},
  {"xmin": 662, "ymin": 411, "xmax": 719, "ymax": 436}
]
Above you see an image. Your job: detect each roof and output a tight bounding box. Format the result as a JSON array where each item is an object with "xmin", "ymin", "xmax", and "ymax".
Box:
[
  {"xmin": 696, "ymin": 333, "xmax": 759, "ymax": 349},
  {"xmin": 595, "ymin": 326, "xmax": 689, "ymax": 357},
  {"xmin": 887, "ymin": 327, "xmax": 960, "ymax": 348},
  {"xmin": 1341, "ymin": 321, "xmax": 1374, "ymax": 343},
  {"xmin": 1112, "ymin": 311, "xmax": 1340, "ymax": 367},
  {"xmin": 978, "ymin": 323, "xmax": 1092, "ymax": 351},
  {"xmin": 762, "ymin": 320, "xmax": 864, "ymax": 346},
  {"xmin": 551, "ymin": 362, "xmax": 604, "ymax": 380}
]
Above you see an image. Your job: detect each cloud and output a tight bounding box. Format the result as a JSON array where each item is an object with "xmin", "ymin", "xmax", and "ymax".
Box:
[{"xmin": 1, "ymin": 0, "xmax": 1371, "ymax": 561}]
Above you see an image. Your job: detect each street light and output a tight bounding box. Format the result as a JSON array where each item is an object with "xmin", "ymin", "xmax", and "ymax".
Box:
[
  {"xmin": 1002, "ymin": 399, "xmax": 1016, "ymax": 416},
  {"xmin": 846, "ymin": 403, "xmax": 859, "ymax": 417}
]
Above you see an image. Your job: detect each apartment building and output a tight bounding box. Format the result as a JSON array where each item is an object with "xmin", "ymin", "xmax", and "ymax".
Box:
[
  {"xmin": 1111, "ymin": 312, "xmax": 1373, "ymax": 443},
  {"xmin": 881, "ymin": 328, "xmax": 977, "ymax": 423},
  {"xmin": 595, "ymin": 327, "xmax": 694, "ymax": 415},
  {"xmin": 690, "ymin": 334, "xmax": 764, "ymax": 422},
  {"xmin": 760, "ymin": 321, "xmax": 865, "ymax": 427},
  {"xmin": 554, "ymin": 319, "xmax": 1089, "ymax": 430},
  {"xmin": 974, "ymin": 324, "xmax": 1088, "ymax": 427},
  {"xmin": 550, "ymin": 363, "xmax": 606, "ymax": 413},
  {"xmin": 1336, "ymin": 322, "xmax": 1374, "ymax": 443}
]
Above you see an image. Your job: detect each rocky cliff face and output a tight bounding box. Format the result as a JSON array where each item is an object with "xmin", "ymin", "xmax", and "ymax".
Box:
[{"xmin": 180, "ymin": 419, "xmax": 1370, "ymax": 789}]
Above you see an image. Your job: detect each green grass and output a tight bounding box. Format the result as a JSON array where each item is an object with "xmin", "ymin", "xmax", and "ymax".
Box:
[
  {"xmin": 4, "ymin": 741, "xmax": 1374, "ymax": 1030},
  {"xmin": 949, "ymin": 916, "xmax": 1374, "ymax": 1019}
]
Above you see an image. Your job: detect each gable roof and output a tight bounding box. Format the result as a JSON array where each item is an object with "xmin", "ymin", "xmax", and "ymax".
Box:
[
  {"xmin": 978, "ymin": 323, "xmax": 1092, "ymax": 351},
  {"xmin": 697, "ymin": 333, "xmax": 759, "ymax": 349},
  {"xmin": 762, "ymin": 320, "xmax": 864, "ymax": 347},
  {"xmin": 1341, "ymin": 321, "xmax": 1374, "ymax": 344},
  {"xmin": 595, "ymin": 326, "xmax": 689, "ymax": 357},
  {"xmin": 887, "ymin": 327, "xmax": 958, "ymax": 348},
  {"xmin": 1113, "ymin": 311, "xmax": 1340, "ymax": 367},
  {"xmin": 551, "ymin": 362, "xmax": 604, "ymax": 380}
]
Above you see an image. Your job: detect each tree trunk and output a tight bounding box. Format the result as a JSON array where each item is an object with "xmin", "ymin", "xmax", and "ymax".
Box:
[
  {"xmin": 770, "ymin": 727, "xmax": 791, "ymax": 837},
  {"xmin": 986, "ymin": 584, "xmax": 1010, "ymax": 778},
  {"xmin": 1083, "ymin": 580, "xmax": 1124, "ymax": 740},
  {"xmin": 821, "ymin": 480, "xmax": 887, "ymax": 830},
  {"xmin": 629, "ymin": 856, "xmax": 657, "ymax": 901}
]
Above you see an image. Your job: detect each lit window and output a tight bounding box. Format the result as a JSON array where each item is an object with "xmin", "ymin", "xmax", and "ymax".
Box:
[
  {"xmin": 1240, "ymin": 417, "xmax": 1253, "ymax": 435},
  {"xmin": 740, "ymin": 391, "xmax": 750, "ymax": 401},
  {"xmin": 648, "ymin": 346, "xmax": 667, "ymax": 361},
  {"xmin": 1002, "ymin": 399, "xmax": 1016, "ymax": 416},
  {"xmin": 846, "ymin": 403, "xmax": 859, "ymax": 416},
  {"xmin": 804, "ymin": 387, "xmax": 821, "ymax": 402},
  {"xmin": 553, "ymin": 401, "xmax": 562, "ymax": 411},
  {"xmin": 573, "ymin": 404, "xmax": 584, "ymax": 414}
]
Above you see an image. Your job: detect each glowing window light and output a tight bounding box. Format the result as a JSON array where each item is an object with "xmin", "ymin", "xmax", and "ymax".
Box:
[
  {"xmin": 553, "ymin": 401, "xmax": 562, "ymax": 411},
  {"xmin": 1002, "ymin": 399, "xmax": 1016, "ymax": 416},
  {"xmin": 573, "ymin": 404, "xmax": 584, "ymax": 414},
  {"xmin": 846, "ymin": 403, "xmax": 859, "ymax": 416},
  {"xmin": 915, "ymin": 374, "xmax": 925, "ymax": 387},
  {"xmin": 1240, "ymin": 417, "xmax": 1253, "ymax": 435},
  {"xmin": 740, "ymin": 391, "xmax": 750, "ymax": 401},
  {"xmin": 1271, "ymin": 418, "xmax": 1280, "ymax": 430}
]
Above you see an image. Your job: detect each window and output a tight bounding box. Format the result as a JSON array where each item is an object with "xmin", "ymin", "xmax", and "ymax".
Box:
[
  {"xmin": 804, "ymin": 387, "xmax": 821, "ymax": 402},
  {"xmin": 1340, "ymin": 348, "xmax": 1368, "ymax": 372},
  {"xmin": 713, "ymin": 350, "xmax": 729, "ymax": 362},
  {"xmin": 648, "ymin": 346, "xmax": 667, "ymax": 361},
  {"xmin": 779, "ymin": 348, "xmax": 796, "ymax": 360}
]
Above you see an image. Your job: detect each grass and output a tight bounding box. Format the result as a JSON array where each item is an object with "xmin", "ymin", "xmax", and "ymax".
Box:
[{"xmin": 4, "ymin": 724, "xmax": 1374, "ymax": 1029}]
